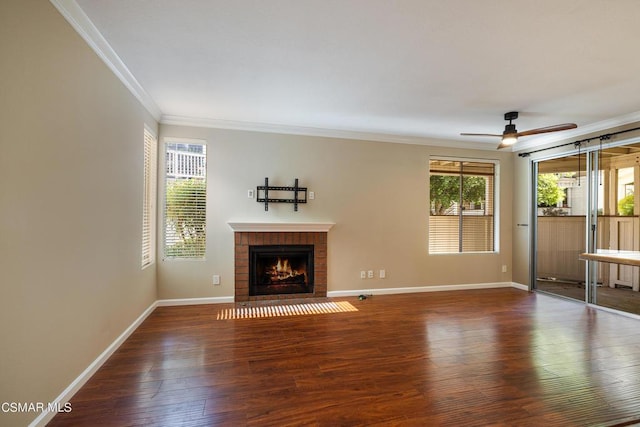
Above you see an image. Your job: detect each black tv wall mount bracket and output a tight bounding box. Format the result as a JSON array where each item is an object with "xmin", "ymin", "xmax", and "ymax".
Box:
[{"xmin": 256, "ymin": 177, "xmax": 307, "ymax": 211}]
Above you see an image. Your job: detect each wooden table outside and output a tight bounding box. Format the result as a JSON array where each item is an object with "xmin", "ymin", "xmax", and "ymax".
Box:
[
  {"xmin": 580, "ymin": 250, "xmax": 640, "ymax": 292},
  {"xmin": 579, "ymin": 249, "xmax": 640, "ymax": 267}
]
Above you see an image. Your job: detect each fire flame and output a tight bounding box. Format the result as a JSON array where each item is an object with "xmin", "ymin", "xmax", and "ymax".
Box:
[
  {"xmin": 268, "ymin": 257, "xmax": 306, "ymax": 283},
  {"xmin": 276, "ymin": 257, "xmax": 291, "ymax": 275}
]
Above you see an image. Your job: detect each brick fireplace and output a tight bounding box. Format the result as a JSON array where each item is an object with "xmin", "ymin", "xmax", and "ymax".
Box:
[{"xmin": 228, "ymin": 223, "xmax": 334, "ymax": 302}]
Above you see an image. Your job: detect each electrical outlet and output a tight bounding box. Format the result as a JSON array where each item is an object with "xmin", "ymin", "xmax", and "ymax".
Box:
[
  {"xmin": 309, "ymin": 191, "xmax": 315, "ymax": 200},
  {"xmin": 212, "ymin": 274, "xmax": 221, "ymax": 285},
  {"xmin": 247, "ymin": 189, "xmax": 254, "ymax": 198},
  {"xmin": 379, "ymin": 269, "xmax": 386, "ymax": 279},
  {"xmin": 360, "ymin": 271, "xmax": 366, "ymax": 279},
  {"xmin": 367, "ymin": 270, "xmax": 374, "ymax": 279},
  {"xmin": 501, "ymin": 265, "xmax": 507, "ymax": 273}
]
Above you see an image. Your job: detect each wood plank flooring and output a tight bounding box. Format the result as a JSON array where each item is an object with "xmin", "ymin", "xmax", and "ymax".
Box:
[{"xmin": 49, "ymin": 289, "xmax": 640, "ymax": 426}]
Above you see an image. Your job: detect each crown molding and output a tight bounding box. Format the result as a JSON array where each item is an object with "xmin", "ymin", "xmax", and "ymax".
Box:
[
  {"xmin": 49, "ymin": 0, "xmax": 162, "ymax": 121},
  {"xmin": 160, "ymin": 114, "xmax": 497, "ymax": 151},
  {"xmin": 515, "ymin": 110, "xmax": 640, "ymax": 151}
]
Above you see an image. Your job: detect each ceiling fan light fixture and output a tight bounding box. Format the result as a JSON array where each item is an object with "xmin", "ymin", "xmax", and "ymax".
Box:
[
  {"xmin": 501, "ymin": 133, "xmax": 518, "ymax": 146},
  {"xmin": 499, "ymin": 122, "xmax": 518, "ymax": 147}
]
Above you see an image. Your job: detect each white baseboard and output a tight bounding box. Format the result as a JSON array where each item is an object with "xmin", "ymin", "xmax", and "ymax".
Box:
[
  {"xmin": 328, "ymin": 281, "xmax": 528, "ymax": 297},
  {"xmin": 156, "ymin": 296, "xmax": 234, "ymax": 306},
  {"xmin": 511, "ymin": 282, "xmax": 529, "ymax": 291},
  {"xmin": 29, "ymin": 300, "xmax": 159, "ymax": 427}
]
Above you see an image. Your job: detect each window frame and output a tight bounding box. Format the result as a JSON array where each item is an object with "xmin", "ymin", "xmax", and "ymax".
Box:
[
  {"xmin": 141, "ymin": 126, "xmax": 157, "ymax": 269},
  {"xmin": 162, "ymin": 137, "xmax": 208, "ymax": 260},
  {"xmin": 428, "ymin": 156, "xmax": 500, "ymax": 254}
]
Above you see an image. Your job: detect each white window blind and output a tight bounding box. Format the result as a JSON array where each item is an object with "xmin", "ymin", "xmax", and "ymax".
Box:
[
  {"xmin": 141, "ymin": 128, "xmax": 157, "ymax": 268},
  {"xmin": 164, "ymin": 141, "xmax": 207, "ymax": 259},
  {"xmin": 429, "ymin": 158, "xmax": 496, "ymax": 254}
]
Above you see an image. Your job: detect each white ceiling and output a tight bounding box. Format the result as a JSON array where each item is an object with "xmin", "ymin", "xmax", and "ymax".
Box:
[{"xmin": 59, "ymin": 0, "xmax": 640, "ymax": 150}]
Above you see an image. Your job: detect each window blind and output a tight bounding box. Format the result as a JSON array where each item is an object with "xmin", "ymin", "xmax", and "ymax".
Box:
[
  {"xmin": 141, "ymin": 128, "xmax": 157, "ymax": 268},
  {"xmin": 164, "ymin": 142, "xmax": 207, "ymax": 259},
  {"xmin": 429, "ymin": 159, "xmax": 496, "ymax": 253}
]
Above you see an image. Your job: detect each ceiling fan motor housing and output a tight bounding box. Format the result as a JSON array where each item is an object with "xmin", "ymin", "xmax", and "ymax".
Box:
[{"xmin": 504, "ymin": 123, "xmax": 517, "ymax": 135}]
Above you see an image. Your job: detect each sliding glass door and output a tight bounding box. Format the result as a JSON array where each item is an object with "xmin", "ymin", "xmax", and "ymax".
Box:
[
  {"xmin": 589, "ymin": 144, "xmax": 640, "ymax": 313},
  {"xmin": 534, "ymin": 152, "xmax": 587, "ymax": 301},
  {"xmin": 533, "ymin": 142, "xmax": 640, "ymax": 316}
]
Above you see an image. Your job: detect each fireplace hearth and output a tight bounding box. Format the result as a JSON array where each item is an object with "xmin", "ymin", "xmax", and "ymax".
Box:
[{"xmin": 250, "ymin": 245, "xmax": 314, "ymax": 296}]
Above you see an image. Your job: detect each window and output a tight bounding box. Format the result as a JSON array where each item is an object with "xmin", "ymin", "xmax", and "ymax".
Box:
[
  {"xmin": 429, "ymin": 158, "xmax": 497, "ymax": 253},
  {"xmin": 141, "ymin": 127, "xmax": 157, "ymax": 268},
  {"xmin": 163, "ymin": 140, "xmax": 207, "ymax": 259}
]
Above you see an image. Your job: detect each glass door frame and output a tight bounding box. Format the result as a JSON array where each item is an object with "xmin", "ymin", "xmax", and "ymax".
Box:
[
  {"xmin": 529, "ymin": 161, "xmax": 538, "ymax": 293},
  {"xmin": 586, "ymin": 149, "xmax": 599, "ymax": 305}
]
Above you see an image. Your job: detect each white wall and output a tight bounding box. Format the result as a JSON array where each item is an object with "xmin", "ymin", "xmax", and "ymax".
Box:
[
  {"xmin": 158, "ymin": 125, "xmax": 515, "ymax": 299},
  {"xmin": 0, "ymin": 1, "xmax": 157, "ymax": 425}
]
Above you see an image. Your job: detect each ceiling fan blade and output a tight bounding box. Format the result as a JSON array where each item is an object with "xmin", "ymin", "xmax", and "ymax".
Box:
[
  {"xmin": 516, "ymin": 123, "xmax": 577, "ymax": 137},
  {"xmin": 460, "ymin": 132, "xmax": 503, "ymax": 137}
]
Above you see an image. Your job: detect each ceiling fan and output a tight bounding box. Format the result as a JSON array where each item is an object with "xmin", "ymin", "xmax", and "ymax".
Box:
[{"xmin": 461, "ymin": 112, "xmax": 577, "ymax": 149}]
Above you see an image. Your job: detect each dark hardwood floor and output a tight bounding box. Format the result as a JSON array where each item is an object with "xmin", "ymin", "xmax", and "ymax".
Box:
[{"xmin": 49, "ymin": 289, "xmax": 640, "ymax": 426}]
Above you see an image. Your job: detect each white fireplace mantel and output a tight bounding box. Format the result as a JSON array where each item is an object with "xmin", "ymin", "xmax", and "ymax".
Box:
[{"xmin": 227, "ymin": 222, "xmax": 335, "ymax": 233}]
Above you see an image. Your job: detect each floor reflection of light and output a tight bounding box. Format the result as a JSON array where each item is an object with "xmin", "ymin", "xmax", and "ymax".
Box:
[
  {"xmin": 216, "ymin": 301, "xmax": 357, "ymax": 319},
  {"xmin": 151, "ymin": 334, "xmax": 207, "ymax": 372},
  {"xmin": 424, "ymin": 317, "xmax": 497, "ymax": 363}
]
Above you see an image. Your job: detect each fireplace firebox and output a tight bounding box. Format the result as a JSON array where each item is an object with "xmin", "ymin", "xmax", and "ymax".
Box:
[{"xmin": 249, "ymin": 245, "xmax": 314, "ymax": 296}]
